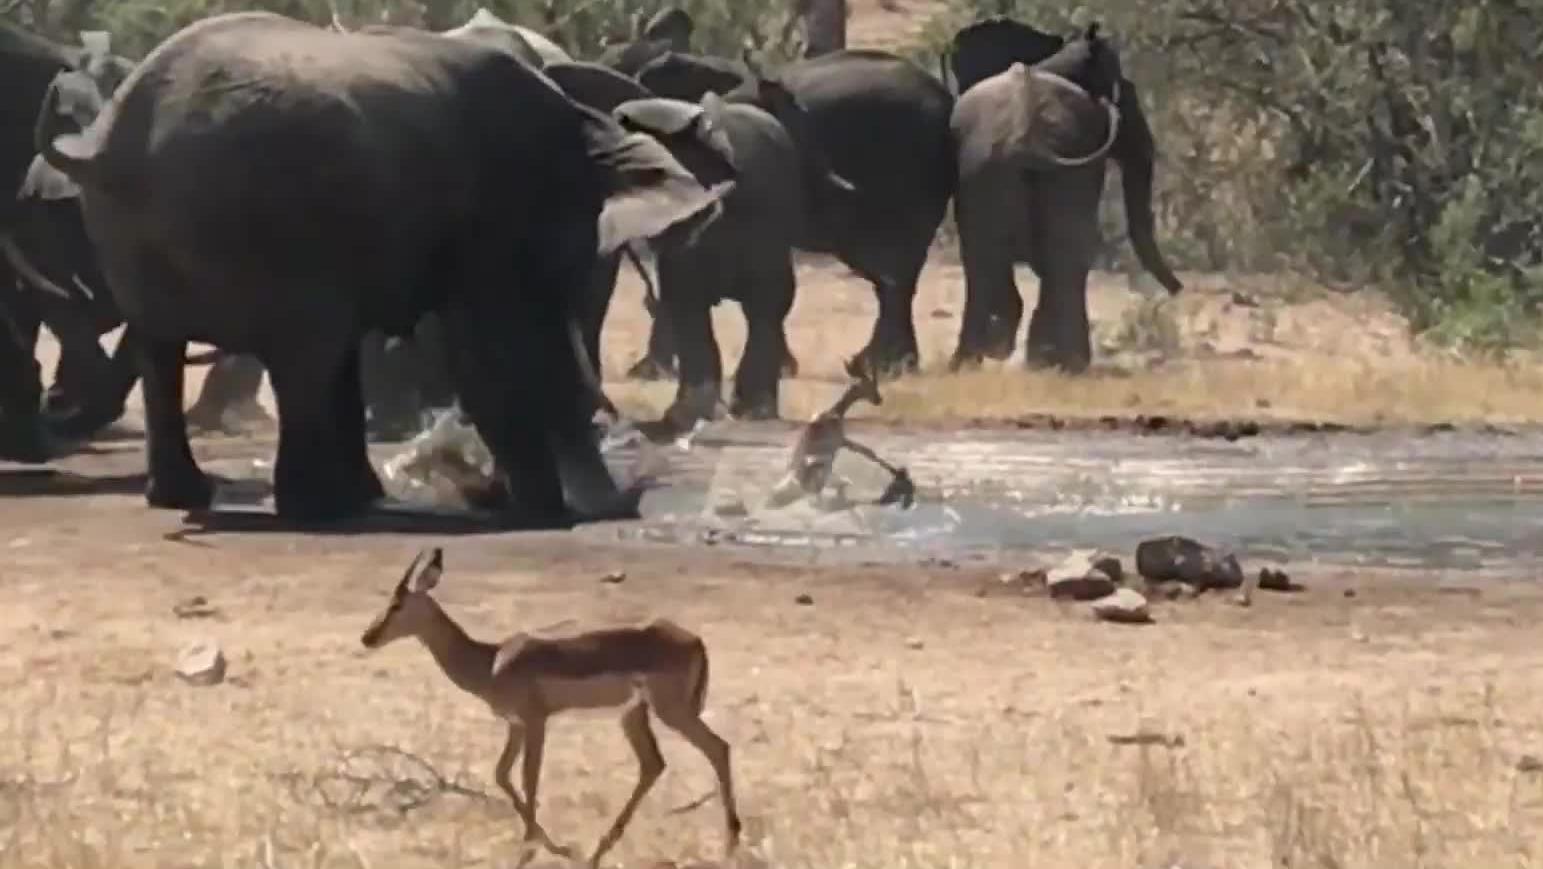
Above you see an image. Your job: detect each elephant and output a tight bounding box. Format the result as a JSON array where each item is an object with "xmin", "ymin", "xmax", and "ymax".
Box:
[
  {"xmin": 609, "ymin": 92, "xmax": 840, "ymax": 422},
  {"xmin": 0, "ymin": 26, "xmax": 141, "ymax": 456},
  {"xmin": 598, "ymin": 48, "xmax": 956, "ymax": 377},
  {"xmin": 35, "ymin": 12, "xmax": 734, "ymax": 525},
  {"xmin": 597, "ymin": 6, "xmax": 693, "ymax": 75},
  {"xmin": 636, "ymin": 51, "xmax": 752, "ymax": 104},
  {"xmin": 734, "ymin": 50, "xmax": 955, "ymax": 375},
  {"xmin": 947, "ymin": 22, "xmax": 1183, "ymax": 372}
]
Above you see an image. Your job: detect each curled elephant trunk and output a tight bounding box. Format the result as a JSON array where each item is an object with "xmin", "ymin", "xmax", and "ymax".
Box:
[
  {"xmin": 1033, "ymin": 70, "xmax": 1121, "ymax": 169},
  {"xmin": 1111, "ymin": 79, "xmax": 1183, "ymax": 294}
]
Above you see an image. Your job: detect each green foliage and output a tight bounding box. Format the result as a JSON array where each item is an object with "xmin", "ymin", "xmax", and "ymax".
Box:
[{"xmin": 915, "ymin": 0, "xmax": 1543, "ymax": 349}]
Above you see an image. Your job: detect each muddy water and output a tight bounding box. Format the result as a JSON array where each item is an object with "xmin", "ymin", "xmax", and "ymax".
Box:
[{"xmin": 600, "ymin": 423, "xmax": 1543, "ymax": 573}]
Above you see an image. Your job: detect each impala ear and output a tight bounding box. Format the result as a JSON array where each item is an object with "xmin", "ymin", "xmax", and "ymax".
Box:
[{"xmin": 409, "ymin": 547, "xmax": 444, "ymax": 593}]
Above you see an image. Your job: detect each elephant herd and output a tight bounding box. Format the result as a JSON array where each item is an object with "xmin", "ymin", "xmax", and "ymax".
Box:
[{"xmin": 0, "ymin": 8, "xmax": 1183, "ymax": 528}]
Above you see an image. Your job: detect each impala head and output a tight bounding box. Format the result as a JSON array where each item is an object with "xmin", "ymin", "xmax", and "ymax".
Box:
[{"xmin": 360, "ymin": 547, "xmax": 445, "ymax": 649}]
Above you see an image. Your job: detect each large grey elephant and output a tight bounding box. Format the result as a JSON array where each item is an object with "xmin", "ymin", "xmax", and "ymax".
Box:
[
  {"xmin": 35, "ymin": 12, "xmax": 732, "ymax": 526},
  {"xmin": 611, "ymin": 91, "xmax": 847, "ymax": 422},
  {"xmin": 947, "ymin": 20, "xmax": 1183, "ymax": 371}
]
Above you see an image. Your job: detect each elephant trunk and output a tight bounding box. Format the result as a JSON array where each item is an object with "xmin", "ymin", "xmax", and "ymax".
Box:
[
  {"xmin": 1112, "ymin": 80, "xmax": 1183, "ymax": 294},
  {"xmin": 0, "ymin": 233, "xmax": 76, "ymax": 301},
  {"xmin": 34, "ymin": 81, "xmax": 97, "ymax": 185}
]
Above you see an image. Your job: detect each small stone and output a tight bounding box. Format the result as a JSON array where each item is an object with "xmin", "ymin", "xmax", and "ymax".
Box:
[
  {"xmin": 710, "ymin": 492, "xmax": 748, "ymax": 518},
  {"xmin": 905, "ymin": 637, "xmax": 925, "ymax": 650},
  {"xmin": 1147, "ymin": 580, "xmax": 1189, "ymax": 601},
  {"xmin": 172, "ymin": 595, "xmax": 220, "ymax": 619},
  {"xmin": 1234, "ymin": 568, "xmax": 1261, "ymax": 607},
  {"xmin": 1048, "ymin": 550, "xmax": 1119, "ymax": 601},
  {"xmin": 1517, "ymin": 755, "xmax": 1542, "ymax": 773},
  {"xmin": 1135, "ymin": 536, "xmax": 1244, "ymax": 590},
  {"xmin": 1091, "ymin": 589, "xmax": 1152, "ymax": 624},
  {"xmin": 794, "ymin": 593, "xmax": 814, "ymax": 606},
  {"xmin": 1258, "ymin": 567, "xmax": 1297, "ymax": 592},
  {"xmin": 175, "ymin": 640, "xmax": 226, "ymax": 686},
  {"xmin": 1344, "ymin": 588, "xmax": 1357, "ymax": 599},
  {"xmin": 600, "ymin": 570, "xmax": 626, "ymax": 584},
  {"xmin": 1091, "ymin": 555, "xmax": 1125, "ymax": 585}
]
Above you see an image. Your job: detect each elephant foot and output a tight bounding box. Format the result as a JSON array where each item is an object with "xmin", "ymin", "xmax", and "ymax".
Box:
[
  {"xmin": 569, "ymin": 484, "xmax": 645, "ymax": 524},
  {"xmin": 780, "ymin": 351, "xmax": 800, "ymax": 379},
  {"xmin": 0, "ymin": 411, "xmax": 54, "ymax": 464},
  {"xmin": 366, "ymin": 407, "xmax": 426, "ymax": 442},
  {"xmin": 947, "ymin": 351, "xmax": 985, "ymax": 373},
  {"xmin": 983, "ymin": 328, "xmax": 1018, "ymax": 362},
  {"xmin": 729, "ymin": 394, "xmax": 779, "ymax": 421},
  {"xmin": 146, "ymin": 468, "xmax": 215, "ymax": 511},
  {"xmin": 188, "ymin": 398, "xmax": 274, "ymax": 435},
  {"xmin": 857, "ymin": 349, "xmax": 920, "ymax": 381},
  {"xmin": 626, "ymin": 354, "xmax": 678, "ymax": 382},
  {"xmin": 45, "ymin": 400, "xmax": 127, "ymax": 440},
  {"xmin": 1023, "ymin": 348, "xmax": 1091, "ymax": 375},
  {"xmin": 272, "ymin": 480, "xmax": 381, "ymax": 524}
]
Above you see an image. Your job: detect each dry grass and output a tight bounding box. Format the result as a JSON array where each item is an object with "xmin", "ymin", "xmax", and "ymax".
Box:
[
  {"xmin": 595, "ymin": 258, "xmax": 1543, "ymax": 429},
  {"xmin": 1, "ymin": 509, "xmax": 1542, "ymax": 869}
]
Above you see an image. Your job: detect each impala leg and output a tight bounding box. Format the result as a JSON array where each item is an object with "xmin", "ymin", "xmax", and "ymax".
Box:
[
  {"xmin": 655, "ymin": 705, "xmax": 742, "ymax": 856},
  {"xmin": 519, "ymin": 718, "xmax": 574, "ymax": 859},
  {"xmin": 493, "ymin": 722, "xmax": 567, "ymax": 863},
  {"xmin": 589, "ymin": 702, "xmax": 666, "ymax": 867}
]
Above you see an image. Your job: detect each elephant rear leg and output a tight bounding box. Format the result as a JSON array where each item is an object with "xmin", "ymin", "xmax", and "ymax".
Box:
[
  {"xmin": 660, "ymin": 254, "xmax": 723, "ymax": 424},
  {"xmin": 262, "ymin": 338, "xmax": 382, "ymax": 522},
  {"xmin": 952, "ymin": 185, "xmax": 1022, "ymax": 370},
  {"xmin": 1023, "ymin": 172, "xmax": 1101, "ymax": 373},
  {"xmin": 140, "ymin": 337, "xmax": 213, "ymax": 509},
  {"xmin": 730, "ymin": 250, "xmax": 794, "ymax": 420}
]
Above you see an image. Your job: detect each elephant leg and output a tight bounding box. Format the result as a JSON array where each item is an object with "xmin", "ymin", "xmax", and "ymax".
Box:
[
  {"xmin": 140, "ymin": 336, "xmax": 212, "ymax": 509},
  {"xmin": 1023, "ymin": 172, "xmax": 1102, "ymax": 373},
  {"xmin": 951, "ymin": 177, "xmax": 1023, "ymax": 371},
  {"xmin": 579, "ymin": 254, "xmax": 621, "ymax": 385},
  {"xmin": 0, "ymin": 281, "xmax": 50, "ymax": 463},
  {"xmin": 102, "ymin": 327, "xmax": 141, "ymax": 413},
  {"xmin": 263, "ymin": 337, "xmax": 380, "ymax": 521},
  {"xmin": 42, "ymin": 313, "xmax": 125, "ymax": 438},
  {"xmin": 627, "ymin": 311, "xmax": 680, "ymax": 382},
  {"xmin": 187, "ymin": 353, "xmax": 270, "ymax": 432},
  {"xmin": 413, "ymin": 314, "xmax": 455, "ymax": 410},
  {"xmin": 360, "ymin": 331, "xmax": 424, "ymax": 442},
  {"xmin": 660, "ymin": 253, "xmax": 723, "ymax": 424},
  {"xmin": 730, "ymin": 250, "xmax": 794, "ymax": 421}
]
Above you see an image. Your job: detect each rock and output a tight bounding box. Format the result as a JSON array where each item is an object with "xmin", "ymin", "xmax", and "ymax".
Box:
[
  {"xmin": 710, "ymin": 491, "xmax": 749, "ymax": 518},
  {"xmin": 905, "ymin": 636, "xmax": 925, "ymax": 650},
  {"xmin": 1090, "ymin": 589, "xmax": 1152, "ymax": 624},
  {"xmin": 172, "ymin": 595, "xmax": 220, "ymax": 619},
  {"xmin": 1048, "ymin": 550, "xmax": 1119, "ymax": 601},
  {"xmin": 175, "ymin": 640, "xmax": 226, "ymax": 686},
  {"xmin": 1135, "ymin": 535, "xmax": 1244, "ymax": 590},
  {"xmin": 1517, "ymin": 755, "xmax": 1542, "ymax": 774},
  {"xmin": 1147, "ymin": 580, "xmax": 1191, "ymax": 601},
  {"xmin": 1258, "ymin": 567, "xmax": 1298, "ymax": 592},
  {"xmin": 600, "ymin": 570, "xmax": 626, "ymax": 584},
  {"xmin": 1092, "ymin": 554, "xmax": 1125, "ymax": 585},
  {"xmin": 794, "ymin": 593, "xmax": 814, "ymax": 606}
]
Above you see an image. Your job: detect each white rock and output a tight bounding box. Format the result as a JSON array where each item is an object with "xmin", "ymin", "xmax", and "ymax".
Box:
[
  {"xmin": 1091, "ymin": 589, "xmax": 1153, "ymax": 624},
  {"xmin": 1049, "ymin": 550, "xmax": 1119, "ymax": 601},
  {"xmin": 176, "ymin": 640, "xmax": 227, "ymax": 686}
]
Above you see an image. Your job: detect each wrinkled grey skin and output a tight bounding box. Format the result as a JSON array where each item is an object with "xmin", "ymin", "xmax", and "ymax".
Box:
[
  {"xmin": 597, "ymin": 6, "xmax": 693, "ymax": 75},
  {"xmin": 36, "ymin": 13, "xmax": 732, "ymax": 526},
  {"xmin": 611, "ymin": 95, "xmax": 819, "ymax": 422},
  {"xmin": 946, "ymin": 21, "xmax": 1182, "ymax": 371}
]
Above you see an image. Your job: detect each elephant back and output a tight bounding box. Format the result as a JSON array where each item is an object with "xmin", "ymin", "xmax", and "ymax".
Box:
[{"xmin": 953, "ymin": 63, "xmax": 1114, "ymax": 176}]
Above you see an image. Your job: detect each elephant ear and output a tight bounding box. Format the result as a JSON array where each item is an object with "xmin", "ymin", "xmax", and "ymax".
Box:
[
  {"xmin": 19, "ymin": 153, "xmax": 82, "ymax": 201},
  {"xmin": 581, "ymin": 110, "xmax": 735, "ymax": 255}
]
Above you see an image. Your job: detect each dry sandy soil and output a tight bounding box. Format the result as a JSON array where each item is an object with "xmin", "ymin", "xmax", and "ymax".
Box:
[{"xmin": 5, "ymin": 256, "xmax": 1543, "ymax": 869}]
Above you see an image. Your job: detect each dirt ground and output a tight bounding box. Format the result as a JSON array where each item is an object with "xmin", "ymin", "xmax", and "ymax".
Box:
[{"xmin": 9, "ymin": 253, "xmax": 1543, "ymax": 867}]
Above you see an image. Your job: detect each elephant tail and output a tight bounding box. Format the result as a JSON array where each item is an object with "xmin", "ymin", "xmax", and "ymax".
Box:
[
  {"xmin": 34, "ymin": 78, "xmax": 99, "ymax": 186},
  {"xmin": 1030, "ymin": 70, "xmax": 1121, "ymax": 169},
  {"xmin": 622, "ymin": 242, "xmax": 659, "ymax": 317},
  {"xmin": 1111, "ymin": 79, "xmax": 1183, "ymax": 295}
]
